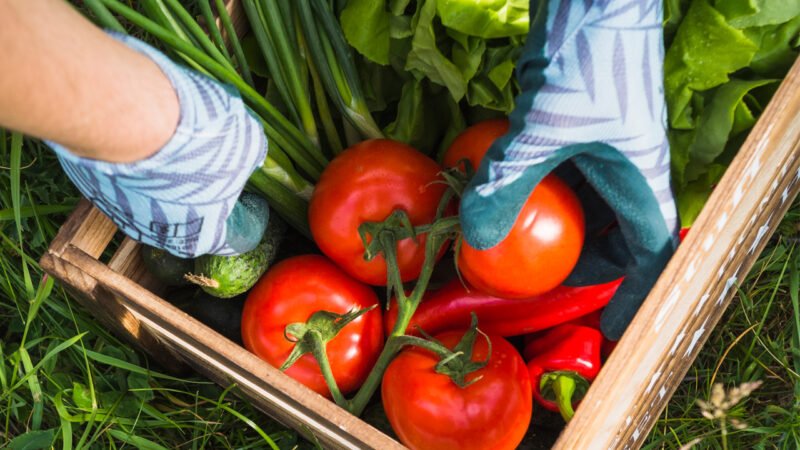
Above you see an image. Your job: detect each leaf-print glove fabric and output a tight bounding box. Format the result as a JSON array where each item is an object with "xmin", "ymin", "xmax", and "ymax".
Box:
[
  {"xmin": 46, "ymin": 33, "xmax": 267, "ymax": 258},
  {"xmin": 460, "ymin": 0, "xmax": 678, "ymax": 340}
]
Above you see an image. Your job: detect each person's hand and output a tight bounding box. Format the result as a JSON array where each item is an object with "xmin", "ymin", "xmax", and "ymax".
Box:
[
  {"xmin": 48, "ymin": 34, "xmax": 268, "ymax": 258},
  {"xmin": 459, "ymin": 0, "xmax": 678, "ymax": 339}
]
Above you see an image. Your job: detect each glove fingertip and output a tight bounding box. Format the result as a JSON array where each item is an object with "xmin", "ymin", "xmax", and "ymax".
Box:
[{"xmin": 223, "ymin": 192, "xmax": 270, "ymax": 254}]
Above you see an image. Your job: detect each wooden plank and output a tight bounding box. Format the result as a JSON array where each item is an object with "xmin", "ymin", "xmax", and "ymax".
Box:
[
  {"xmin": 47, "ymin": 199, "xmax": 116, "ymax": 258},
  {"xmin": 41, "ymin": 250, "xmax": 188, "ymax": 374},
  {"xmin": 554, "ymin": 56, "xmax": 800, "ymax": 450},
  {"xmin": 108, "ymin": 237, "xmax": 164, "ymax": 295},
  {"xmin": 57, "ymin": 244, "xmax": 405, "ymax": 450}
]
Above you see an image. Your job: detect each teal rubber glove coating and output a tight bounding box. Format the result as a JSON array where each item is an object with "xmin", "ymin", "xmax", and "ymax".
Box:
[
  {"xmin": 46, "ymin": 33, "xmax": 268, "ymax": 258},
  {"xmin": 460, "ymin": 0, "xmax": 678, "ymax": 339}
]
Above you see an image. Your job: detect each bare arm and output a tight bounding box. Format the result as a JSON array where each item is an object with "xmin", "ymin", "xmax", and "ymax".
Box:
[{"xmin": 0, "ymin": 0, "xmax": 179, "ymax": 163}]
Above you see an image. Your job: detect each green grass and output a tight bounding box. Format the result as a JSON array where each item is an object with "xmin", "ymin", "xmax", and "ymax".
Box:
[
  {"xmin": 0, "ymin": 136, "xmax": 306, "ymax": 450},
  {"xmin": 3, "ymin": 131, "xmax": 800, "ymax": 450}
]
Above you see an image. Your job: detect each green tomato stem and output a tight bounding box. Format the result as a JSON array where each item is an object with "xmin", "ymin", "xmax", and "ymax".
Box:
[
  {"xmin": 348, "ymin": 217, "xmax": 456, "ymax": 416},
  {"xmin": 308, "ymin": 331, "xmax": 349, "ymax": 408}
]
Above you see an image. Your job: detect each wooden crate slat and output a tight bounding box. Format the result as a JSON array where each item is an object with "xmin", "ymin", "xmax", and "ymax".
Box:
[
  {"xmin": 554, "ymin": 56, "xmax": 800, "ymax": 449},
  {"xmin": 108, "ymin": 237, "xmax": 164, "ymax": 295},
  {"xmin": 40, "ymin": 250, "xmax": 187, "ymax": 372},
  {"xmin": 47, "ymin": 198, "xmax": 116, "ymax": 258},
  {"xmin": 54, "ymin": 244, "xmax": 405, "ymax": 450}
]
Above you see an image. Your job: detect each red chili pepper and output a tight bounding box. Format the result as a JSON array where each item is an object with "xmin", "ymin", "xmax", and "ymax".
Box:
[
  {"xmin": 384, "ymin": 277, "xmax": 622, "ymax": 337},
  {"xmin": 524, "ymin": 322, "xmax": 603, "ymax": 421}
]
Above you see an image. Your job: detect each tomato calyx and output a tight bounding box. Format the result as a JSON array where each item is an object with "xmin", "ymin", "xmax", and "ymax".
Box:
[
  {"xmin": 358, "ymin": 209, "xmax": 460, "ymax": 304},
  {"xmin": 539, "ymin": 370, "xmax": 590, "ymax": 421},
  {"xmin": 280, "ymin": 305, "xmax": 378, "ymax": 406},
  {"xmin": 422, "ymin": 313, "xmax": 491, "ymax": 388},
  {"xmin": 438, "ymin": 165, "xmax": 472, "ymax": 197}
]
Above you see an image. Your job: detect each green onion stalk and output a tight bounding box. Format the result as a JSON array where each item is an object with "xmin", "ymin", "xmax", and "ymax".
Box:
[
  {"xmin": 295, "ymin": 0, "xmax": 384, "ymax": 140},
  {"xmin": 241, "ymin": 0, "xmax": 325, "ymax": 159},
  {"xmin": 84, "ymin": 0, "xmax": 324, "ymax": 236}
]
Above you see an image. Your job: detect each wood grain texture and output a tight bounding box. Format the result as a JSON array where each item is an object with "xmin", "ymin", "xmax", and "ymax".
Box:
[
  {"xmin": 553, "ymin": 56, "xmax": 800, "ymax": 450},
  {"xmin": 41, "ymin": 249, "xmax": 187, "ymax": 373},
  {"xmin": 108, "ymin": 238, "xmax": 164, "ymax": 295},
  {"xmin": 47, "ymin": 198, "xmax": 116, "ymax": 258},
  {"xmin": 56, "ymin": 245, "xmax": 405, "ymax": 450}
]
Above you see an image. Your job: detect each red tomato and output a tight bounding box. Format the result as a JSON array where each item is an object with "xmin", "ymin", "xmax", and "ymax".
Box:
[
  {"xmin": 443, "ymin": 118, "xmax": 509, "ymax": 173},
  {"xmin": 381, "ymin": 331, "xmax": 532, "ymax": 450},
  {"xmin": 458, "ymin": 174, "xmax": 585, "ymax": 298},
  {"xmin": 309, "ymin": 139, "xmax": 447, "ymax": 285},
  {"xmin": 241, "ymin": 255, "xmax": 384, "ymax": 396}
]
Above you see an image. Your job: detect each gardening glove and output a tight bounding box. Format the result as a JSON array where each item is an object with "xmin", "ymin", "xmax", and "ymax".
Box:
[
  {"xmin": 46, "ymin": 33, "xmax": 268, "ymax": 259},
  {"xmin": 460, "ymin": 0, "xmax": 679, "ymax": 340}
]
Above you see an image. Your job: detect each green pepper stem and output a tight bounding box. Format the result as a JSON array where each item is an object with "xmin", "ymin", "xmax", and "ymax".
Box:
[{"xmin": 553, "ymin": 375, "xmax": 577, "ymax": 422}]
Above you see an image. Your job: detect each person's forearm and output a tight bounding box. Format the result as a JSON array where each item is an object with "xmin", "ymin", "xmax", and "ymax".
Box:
[{"xmin": 0, "ymin": 0, "xmax": 179, "ymax": 163}]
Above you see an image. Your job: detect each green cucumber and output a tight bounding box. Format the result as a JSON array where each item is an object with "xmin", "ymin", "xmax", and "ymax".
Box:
[
  {"xmin": 140, "ymin": 245, "xmax": 194, "ymax": 286},
  {"xmin": 187, "ymin": 215, "xmax": 286, "ymax": 298}
]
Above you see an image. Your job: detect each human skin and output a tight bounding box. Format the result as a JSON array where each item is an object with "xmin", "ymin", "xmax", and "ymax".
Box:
[{"xmin": 0, "ymin": 0, "xmax": 179, "ymax": 163}]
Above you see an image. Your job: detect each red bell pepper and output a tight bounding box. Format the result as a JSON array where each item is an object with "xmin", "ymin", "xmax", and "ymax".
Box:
[
  {"xmin": 524, "ymin": 321, "xmax": 603, "ymax": 421},
  {"xmin": 384, "ymin": 277, "xmax": 622, "ymax": 337}
]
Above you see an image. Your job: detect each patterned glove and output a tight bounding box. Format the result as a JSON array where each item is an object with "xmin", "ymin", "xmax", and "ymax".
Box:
[
  {"xmin": 47, "ymin": 34, "xmax": 267, "ymax": 258},
  {"xmin": 460, "ymin": 0, "xmax": 678, "ymax": 339}
]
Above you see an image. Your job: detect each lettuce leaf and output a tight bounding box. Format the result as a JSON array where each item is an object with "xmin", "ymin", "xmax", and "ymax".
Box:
[
  {"xmin": 436, "ymin": 0, "xmax": 528, "ymax": 38},
  {"xmin": 340, "ymin": 0, "xmax": 392, "ymax": 65},
  {"xmin": 716, "ymin": 0, "xmax": 800, "ymax": 28},
  {"xmin": 664, "ymin": 0, "xmax": 758, "ymax": 130},
  {"xmin": 684, "ymin": 78, "xmax": 776, "ymax": 182},
  {"xmin": 744, "ymin": 15, "xmax": 800, "ymax": 77},
  {"xmin": 405, "ymin": 0, "xmax": 468, "ymax": 100}
]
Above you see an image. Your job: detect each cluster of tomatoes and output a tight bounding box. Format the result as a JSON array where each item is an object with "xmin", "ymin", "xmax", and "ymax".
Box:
[{"xmin": 240, "ymin": 119, "xmax": 587, "ymax": 450}]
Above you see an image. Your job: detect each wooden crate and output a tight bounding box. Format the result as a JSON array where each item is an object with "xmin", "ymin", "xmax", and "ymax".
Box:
[{"xmin": 39, "ymin": 5, "xmax": 800, "ymax": 448}]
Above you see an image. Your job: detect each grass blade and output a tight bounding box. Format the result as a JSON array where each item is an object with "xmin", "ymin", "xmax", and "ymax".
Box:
[
  {"xmin": 18, "ymin": 347, "xmax": 43, "ymax": 431},
  {"xmin": 107, "ymin": 429, "xmax": 170, "ymax": 450}
]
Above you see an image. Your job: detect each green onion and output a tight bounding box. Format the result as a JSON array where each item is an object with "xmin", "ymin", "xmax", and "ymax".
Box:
[
  {"xmin": 241, "ymin": 0, "xmax": 324, "ymax": 161},
  {"xmin": 198, "ymin": 0, "xmax": 233, "ymax": 63},
  {"xmin": 214, "ymin": 0, "xmax": 254, "ymax": 87},
  {"xmin": 295, "ymin": 0, "xmax": 383, "ymax": 140}
]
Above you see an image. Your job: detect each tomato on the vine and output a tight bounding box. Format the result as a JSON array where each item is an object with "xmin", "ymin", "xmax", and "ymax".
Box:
[
  {"xmin": 309, "ymin": 139, "xmax": 447, "ymax": 286},
  {"xmin": 458, "ymin": 174, "xmax": 585, "ymax": 298},
  {"xmin": 381, "ymin": 331, "xmax": 532, "ymax": 450},
  {"xmin": 241, "ymin": 255, "xmax": 384, "ymax": 397},
  {"xmin": 443, "ymin": 118, "xmax": 509, "ymax": 173}
]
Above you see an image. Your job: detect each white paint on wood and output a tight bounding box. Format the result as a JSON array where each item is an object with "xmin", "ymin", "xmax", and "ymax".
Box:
[
  {"xmin": 684, "ymin": 318, "xmax": 708, "ymax": 357},
  {"xmin": 670, "ymin": 329, "xmax": 687, "ymax": 356},
  {"xmin": 716, "ymin": 276, "xmax": 738, "ymax": 306},
  {"xmin": 659, "ymin": 386, "xmax": 667, "ymax": 399},
  {"xmin": 654, "ymin": 287, "xmax": 682, "ymax": 332},
  {"xmin": 733, "ymin": 185, "xmax": 744, "ymax": 207},
  {"xmin": 703, "ymin": 235, "xmax": 714, "ymax": 251},
  {"xmin": 694, "ymin": 293, "xmax": 711, "ymax": 317},
  {"xmin": 716, "ymin": 212, "xmax": 729, "ymax": 232},
  {"xmin": 684, "ymin": 259, "xmax": 697, "ymax": 281},
  {"xmin": 749, "ymin": 224, "xmax": 771, "ymax": 254},
  {"xmin": 645, "ymin": 371, "xmax": 662, "ymax": 394}
]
